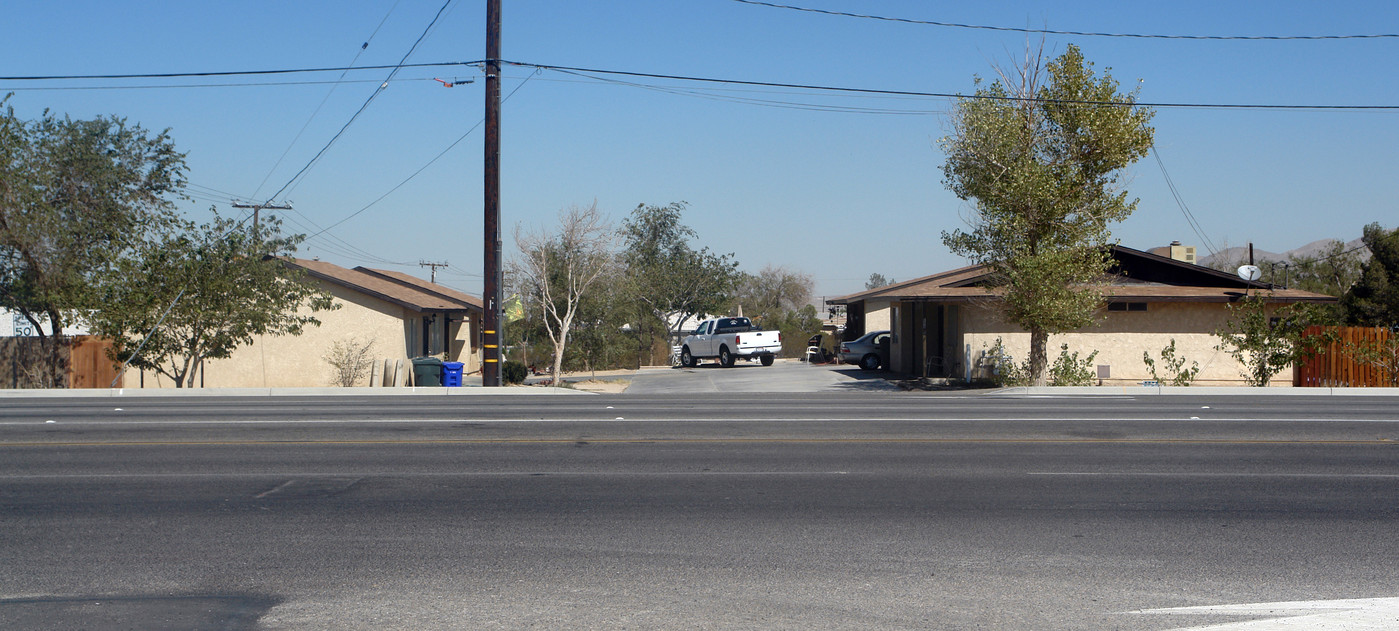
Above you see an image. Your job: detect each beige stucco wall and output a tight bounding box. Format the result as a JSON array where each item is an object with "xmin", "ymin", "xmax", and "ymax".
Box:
[
  {"xmin": 956, "ymin": 301, "xmax": 1293, "ymax": 386},
  {"xmin": 864, "ymin": 300, "xmax": 892, "ymax": 333},
  {"xmin": 132, "ymin": 280, "xmax": 478, "ymax": 388}
]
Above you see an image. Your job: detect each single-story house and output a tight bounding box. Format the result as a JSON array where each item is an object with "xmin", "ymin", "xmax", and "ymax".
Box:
[
  {"xmin": 827, "ymin": 245, "xmax": 1336, "ymax": 386},
  {"xmin": 130, "ymin": 259, "xmax": 483, "ymax": 388}
]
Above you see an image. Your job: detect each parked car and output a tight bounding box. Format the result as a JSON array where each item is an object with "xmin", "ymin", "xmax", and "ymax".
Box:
[
  {"xmin": 680, "ymin": 317, "xmax": 782, "ymax": 367},
  {"xmin": 840, "ymin": 330, "xmax": 890, "ymax": 371}
]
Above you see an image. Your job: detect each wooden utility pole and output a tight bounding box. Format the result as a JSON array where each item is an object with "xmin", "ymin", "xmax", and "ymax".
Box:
[
  {"xmin": 231, "ymin": 201, "xmax": 292, "ymax": 232},
  {"xmin": 419, "ymin": 260, "xmax": 449, "ymax": 284},
  {"xmin": 482, "ymin": 0, "xmax": 503, "ymax": 386}
]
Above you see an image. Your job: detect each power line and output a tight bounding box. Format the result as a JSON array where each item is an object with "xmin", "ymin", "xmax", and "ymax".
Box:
[
  {"xmin": 0, "ymin": 61, "xmax": 478, "ymax": 82},
  {"xmin": 729, "ymin": 0, "xmax": 1399, "ymax": 41},
  {"xmin": 1151, "ymin": 146, "xmax": 1219, "ymax": 258},
  {"xmin": 508, "ymin": 60, "xmax": 1399, "ymax": 111},
  {"xmin": 306, "ymin": 69, "xmax": 539, "ymax": 241},
  {"xmin": 251, "ymin": 0, "xmax": 409, "ymax": 200},
  {"xmin": 260, "ymin": 0, "xmax": 457, "ymax": 205}
]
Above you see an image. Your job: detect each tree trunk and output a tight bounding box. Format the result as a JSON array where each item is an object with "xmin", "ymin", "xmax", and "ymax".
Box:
[{"xmin": 1028, "ymin": 328, "xmax": 1049, "ymax": 387}]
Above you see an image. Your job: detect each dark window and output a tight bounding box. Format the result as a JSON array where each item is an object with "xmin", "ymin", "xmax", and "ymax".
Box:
[{"xmin": 1108, "ymin": 302, "xmax": 1147, "ymax": 312}]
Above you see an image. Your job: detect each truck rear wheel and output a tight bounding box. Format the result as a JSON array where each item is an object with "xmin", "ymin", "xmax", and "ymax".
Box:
[
  {"xmin": 719, "ymin": 346, "xmax": 735, "ymax": 368},
  {"xmin": 760, "ymin": 354, "xmax": 774, "ymax": 366}
]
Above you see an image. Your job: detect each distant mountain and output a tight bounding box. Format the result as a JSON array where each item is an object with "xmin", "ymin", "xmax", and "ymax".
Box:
[{"xmin": 1197, "ymin": 237, "xmax": 1369, "ymax": 269}]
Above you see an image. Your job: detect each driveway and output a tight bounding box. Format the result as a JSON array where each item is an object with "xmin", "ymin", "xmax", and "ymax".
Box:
[{"xmin": 624, "ymin": 359, "xmax": 900, "ymax": 394}]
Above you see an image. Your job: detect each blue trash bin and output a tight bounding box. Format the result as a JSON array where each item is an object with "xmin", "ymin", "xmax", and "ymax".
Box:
[{"xmin": 441, "ymin": 361, "xmax": 465, "ymax": 387}]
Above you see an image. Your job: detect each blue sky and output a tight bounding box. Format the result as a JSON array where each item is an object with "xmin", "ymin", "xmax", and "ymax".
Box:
[{"xmin": 3, "ymin": 1, "xmax": 1396, "ymax": 300}]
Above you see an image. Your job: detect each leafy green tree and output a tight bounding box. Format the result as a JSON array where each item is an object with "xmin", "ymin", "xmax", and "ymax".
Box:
[
  {"xmin": 1341, "ymin": 223, "xmax": 1399, "ymax": 326},
  {"xmin": 92, "ymin": 210, "xmax": 335, "ymax": 387},
  {"xmin": 564, "ymin": 264, "xmax": 633, "ymax": 375},
  {"xmin": 620, "ymin": 202, "xmax": 740, "ymax": 364},
  {"xmin": 0, "ymin": 97, "xmax": 186, "ymax": 385},
  {"xmin": 865, "ymin": 273, "xmax": 894, "ymax": 291},
  {"xmin": 1213, "ymin": 294, "xmax": 1328, "ymax": 387},
  {"xmin": 940, "ymin": 45, "xmax": 1155, "ymax": 386},
  {"xmin": 1286, "ymin": 240, "xmax": 1363, "ymax": 297}
]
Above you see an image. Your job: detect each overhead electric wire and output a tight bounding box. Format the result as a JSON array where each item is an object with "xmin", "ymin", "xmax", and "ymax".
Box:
[
  {"xmin": 729, "ymin": 0, "xmax": 1399, "ymax": 40},
  {"xmin": 260, "ymin": 0, "xmax": 457, "ymax": 205},
  {"xmin": 0, "ymin": 78, "xmax": 435, "ymax": 92},
  {"xmin": 1150, "ymin": 146, "xmax": 1219, "ymax": 258},
  {"xmin": 507, "ymin": 60, "xmax": 1399, "ymax": 111},
  {"xmin": 548, "ymin": 67, "xmax": 946, "ymax": 115},
  {"xmin": 251, "ymin": 0, "xmax": 407, "ymax": 200},
  {"xmin": 0, "ymin": 61, "xmax": 477, "ymax": 82},
  {"xmin": 307, "ymin": 69, "xmax": 539, "ymax": 240}
]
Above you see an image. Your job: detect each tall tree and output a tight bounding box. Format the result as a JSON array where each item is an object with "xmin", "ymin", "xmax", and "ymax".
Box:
[
  {"xmin": 511, "ymin": 202, "xmax": 617, "ymax": 384},
  {"xmin": 0, "ymin": 98, "xmax": 186, "ymax": 385},
  {"xmin": 940, "ymin": 44, "xmax": 1155, "ymax": 385},
  {"xmin": 733, "ymin": 265, "xmax": 819, "ymax": 356},
  {"xmin": 91, "ymin": 210, "xmax": 335, "ymax": 387},
  {"xmin": 865, "ymin": 273, "xmax": 895, "ymax": 291},
  {"xmin": 620, "ymin": 202, "xmax": 740, "ymax": 363},
  {"xmin": 1213, "ymin": 294, "xmax": 1328, "ymax": 387},
  {"xmin": 1287, "ymin": 240, "xmax": 1364, "ymax": 297},
  {"xmin": 1341, "ymin": 223, "xmax": 1399, "ymax": 326}
]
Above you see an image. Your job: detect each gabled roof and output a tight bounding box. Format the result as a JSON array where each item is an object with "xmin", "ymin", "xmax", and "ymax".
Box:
[
  {"xmin": 284, "ymin": 259, "xmax": 483, "ymax": 314},
  {"xmin": 828, "ymin": 245, "xmax": 1337, "ymax": 305}
]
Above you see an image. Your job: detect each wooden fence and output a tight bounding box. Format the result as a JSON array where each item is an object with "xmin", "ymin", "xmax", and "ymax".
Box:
[
  {"xmin": 0, "ymin": 336, "xmax": 121, "ymax": 389},
  {"xmin": 1294, "ymin": 326, "xmax": 1394, "ymax": 387}
]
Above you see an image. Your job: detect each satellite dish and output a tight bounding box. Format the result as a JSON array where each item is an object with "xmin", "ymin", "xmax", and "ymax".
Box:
[{"xmin": 1237, "ymin": 265, "xmax": 1263, "ymax": 282}]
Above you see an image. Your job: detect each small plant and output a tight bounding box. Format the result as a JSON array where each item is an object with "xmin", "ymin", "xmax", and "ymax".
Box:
[
  {"xmin": 979, "ymin": 337, "xmax": 1028, "ymax": 387},
  {"xmin": 323, "ymin": 338, "xmax": 376, "ymax": 387},
  {"xmin": 502, "ymin": 360, "xmax": 528, "ymax": 385},
  {"xmin": 1142, "ymin": 338, "xmax": 1200, "ymax": 386},
  {"xmin": 1048, "ymin": 343, "xmax": 1099, "ymax": 386}
]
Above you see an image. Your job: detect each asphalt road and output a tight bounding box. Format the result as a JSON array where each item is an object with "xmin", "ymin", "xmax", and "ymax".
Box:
[{"xmin": 2, "ymin": 390, "xmax": 1397, "ymax": 630}]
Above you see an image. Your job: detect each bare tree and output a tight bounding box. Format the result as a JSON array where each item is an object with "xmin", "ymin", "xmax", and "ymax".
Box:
[{"xmin": 511, "ymin": 202, "xmax": 616, "ymax": 385}]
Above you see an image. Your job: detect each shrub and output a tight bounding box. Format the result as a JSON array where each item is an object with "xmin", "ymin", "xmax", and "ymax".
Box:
[
  {"xmin": 1143, "ymin": 338, "xmax": 1200, "ymax": 386},
  {"xmin": 1049, "ymin": 343, "xmax": 1099, "ymax": 386},
  {"xmin": 502, "ymin": 360, "xmax": 528, "ymax": 385},
  {"xmin": 323, "ymin": 338, "xmax": 376, "ymax": 387}
]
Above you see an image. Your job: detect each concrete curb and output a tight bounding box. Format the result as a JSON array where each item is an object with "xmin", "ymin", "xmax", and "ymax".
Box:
[
  {"xmin": 990, "ymin": 386, "xmax": 1399, "ymax": 396},
  {"xmin": 0, "ymin": 386, "xmax": 597, "ymax": 398}
]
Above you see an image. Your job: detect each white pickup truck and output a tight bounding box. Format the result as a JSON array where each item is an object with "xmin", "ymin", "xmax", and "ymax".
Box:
[{"xmin": 679, "ymin": 317, "xmax": 782, "ymax": 367}]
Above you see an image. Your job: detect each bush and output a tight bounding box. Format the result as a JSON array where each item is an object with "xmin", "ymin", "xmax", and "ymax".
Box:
[
  {"xmin": 502, "ymin": 360, "xmax": 528, "ymax": 385},
  {"xmin": 1143, "ymin": 338, "xmax": 1200, "ymax": 386},
  {"xmin": 1049, "ymin": 343, "xmax": 1099, "ymax": 386},
  {"xmin": 323, "ymin": 338, "xmax": 376, "ymax": 387}
]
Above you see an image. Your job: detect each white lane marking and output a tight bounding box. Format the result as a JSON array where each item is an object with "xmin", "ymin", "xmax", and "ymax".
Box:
[{"xmin": 1134, "ymin": 597, "xmax": 1399, "ymax": 630}]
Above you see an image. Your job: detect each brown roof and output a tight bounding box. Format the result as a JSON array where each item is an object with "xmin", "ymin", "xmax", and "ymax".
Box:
[
  {"xmin": 357, "ymin": 268, "xmax": 484, "ymax": 310},
  {"xmin": 284, "ymin": 259, "xmax": 482, "ymax": 313},
  {"xmin": 828, "ymin": 246, "xmax": 1337, "ymax": 305}
]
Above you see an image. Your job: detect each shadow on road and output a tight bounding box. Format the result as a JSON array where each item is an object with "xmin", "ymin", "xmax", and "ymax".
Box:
[{"xmin": 0, "ymin": 594, "xmax": 280, "ymax": 631}]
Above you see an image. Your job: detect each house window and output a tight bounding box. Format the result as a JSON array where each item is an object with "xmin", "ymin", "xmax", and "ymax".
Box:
[{"xmin": 1108, "ymin": 302, "xmax": 1147, "ymax": 312}]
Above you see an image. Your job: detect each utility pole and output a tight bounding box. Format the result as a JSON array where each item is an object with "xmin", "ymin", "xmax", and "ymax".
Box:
[
  {"xmin": 419, "ymin": 260, "xmax": 449, "ymax": 284},
  {"xmin": 231, "ymin": 201, "xmax": 293, "ymax": 233},
  {"xmin": 482, "ymin": 0, "xmax": 503, "ymax": 387}
]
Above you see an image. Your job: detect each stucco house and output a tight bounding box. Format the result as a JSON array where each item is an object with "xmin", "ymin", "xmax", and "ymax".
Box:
[
  {"xmin": 131, "ymin": 259, "xmax": 483, "ymax": 388},
  {"xmin": 827, "ymin": 245, "xmax": 1336, "ymax": 386}
]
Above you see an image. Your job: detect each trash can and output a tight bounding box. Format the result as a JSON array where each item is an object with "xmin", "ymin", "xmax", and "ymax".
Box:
[
  {"xmin": 411, "ymin": 356, "xmax": 443, "ymax": 387},
  {"xmin": 441, "ymin": 361, "xmax": 464, "ymax": 387}
]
